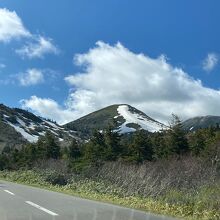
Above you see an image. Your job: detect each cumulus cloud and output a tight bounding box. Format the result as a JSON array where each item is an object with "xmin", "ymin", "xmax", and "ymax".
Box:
[
  {"xmin": 0, "ymin": 8, "xmax": 31, "ymax": 42},
  {"xmin": 21, "ymin": 42, "xmax": 220, "ymax": 124},
  {"xmin": 18, "ymin": 68, "xmax": 44, "ymax": 86},
  {"xmin": 20, "ymin": 96, "xmax": 74, "ymax": 124},
  {"xmin": 16, "ymin": 36, "xmax": 59, "ymax": 59},
  {"xmin": 202, "ymin": 53, "xmax": 218, "ymax": 72},
  {"xmin": 0, "ymin": 8, "xmax": 59, "ymax": 59}
]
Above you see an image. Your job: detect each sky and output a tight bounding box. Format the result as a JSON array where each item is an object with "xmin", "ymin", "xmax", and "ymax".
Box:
[{"xmin": 0, "ymin": 0, "xmax": 220, "ymax": 124}]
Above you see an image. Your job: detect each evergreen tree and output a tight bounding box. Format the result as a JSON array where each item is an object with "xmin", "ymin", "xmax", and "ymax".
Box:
[
  {"xmin": 168, "ymin": 114, "xmax": 189, "ymax": 155},
  {"xmin": 188, "ymin": 129, "xmax": 206, "ymax": 156},
  {"xmin": 128, "ymin": 130, "xmax": 153, "ymax": 162},
  {"xmin": 35, "ymin": 136, "xmax": 47, "ymax": 159},
  {"xmin": 83, "ymin": 130, "xmax": 106, "ymax": 163},
  {"xmin": 151, "ymin": 132, "xmax": 170, "ymax": 159},
  {"xmin": 43, "ymin": 132, "xmax": 61, "ymax": 159},
  {"xmin": 68, "ymin": 139, "xmax": 81, "ymax": 159},
  {"xmin": 23, "ymin": 143, "xmax": 37, "ymax": 167},
  {"xmin": 0, "ymin": 154, "xmax": 10, "ymax": 170},
  {"xmin": 12, "ymin": 148, "xmax": 20, "ymax": 164},
  {"xmin": 104, "ymin": 126, "xmax": 122, "ymax": 161}
]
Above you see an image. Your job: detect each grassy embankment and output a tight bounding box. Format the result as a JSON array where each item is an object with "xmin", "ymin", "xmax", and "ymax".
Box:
[{"xmin": 0, "ymin": 158, "xmax": 219, "ymax": 220}]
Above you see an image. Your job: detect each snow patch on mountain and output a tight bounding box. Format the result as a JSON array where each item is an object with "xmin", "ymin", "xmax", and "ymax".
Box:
[
  {"xmin": 119, "ymin": 123, "xmax": 136, "ymax": 133},
  {"xmin": 0, "ymin": 104, "xmax": 80, "ymax": 145},
  {"xmin": 7, "ymin": 121, "xmax": 39, "ymax": 143},
  {"xmin": 3, "ymin": 115, "xmax": 76, "ymax": 143},
  {"xmin": 43, "ymin": 120, "xmax": 64, "ymax": 130},
  {"xmin": 116, "ymin": 105, "xmax": 166, "ymax": 133}
]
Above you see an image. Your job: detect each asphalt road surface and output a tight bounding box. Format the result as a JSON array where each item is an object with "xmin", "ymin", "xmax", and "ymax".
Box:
[{"xmin": 0, "ymin": 180, "xmax": 177, "ymax": 220}]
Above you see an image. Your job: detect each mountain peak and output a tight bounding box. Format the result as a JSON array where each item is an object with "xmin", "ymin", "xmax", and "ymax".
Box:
[
  {"xmin": 65, "ymin": 104, "xmax": 168, "ymax": 138},
  {"xmin": 115, "ymin": 104, "xmax": 167, "ymax": 134}
]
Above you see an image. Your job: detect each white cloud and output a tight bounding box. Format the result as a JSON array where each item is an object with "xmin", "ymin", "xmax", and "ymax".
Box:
[
  {"xmin": 18, "ymin": 68, "xmax": 44, "ymax": 86},
  {"xmin": 202, "ymin": 53, "xmax": 218, "ymax": 72},
  {"xmin": 0, "ymin": 8, "xmax": 59, "ymax": 59},
  {"xmin": 20, "ymin": 96, "xmax": 74, "ymax": 124},
  {"xmin": 16, "ymin": 36, "xmax": 59, "ymax": 59},
  {"xmin": 21, "ymin": 42, "xmax": 220, "ymax": 124},
  {"xmin": 0, "ymin": 8, "xmax": 31, "ymax": 42}
]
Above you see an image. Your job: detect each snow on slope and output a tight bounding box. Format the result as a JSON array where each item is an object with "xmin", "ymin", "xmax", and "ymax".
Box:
[
  {"xmin": 7, "ymin": 121, "xmax": 39, "ymax": 143},
  {"xmin": 44, "ymin": 120, "xmax": 64, "ymax": 130},
  {"xmin": 116, "ymin": 105, "xmax": 166, "ymax": 133},
  {"xmin": 0, "ymin": 104, "xmax": 79, "ymax": 144},
  {"xmin": 2, "ymin": 114, "xmax": 75, "ymax": 143}
]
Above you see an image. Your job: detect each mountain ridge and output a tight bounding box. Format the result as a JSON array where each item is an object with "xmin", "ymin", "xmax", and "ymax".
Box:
[{"xmin": 182, "ymin": 115, "xmax": 220, "ymax": 131}]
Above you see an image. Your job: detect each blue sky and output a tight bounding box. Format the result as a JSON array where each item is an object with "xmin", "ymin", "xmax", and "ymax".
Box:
[{"xmin": 0, "ymin": 0, "xmax": 220, "ymax": 124}]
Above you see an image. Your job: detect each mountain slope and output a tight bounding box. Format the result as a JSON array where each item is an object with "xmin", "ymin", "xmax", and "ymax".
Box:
[
  {"xmin": 0, "ymin": 118, "xmax": 27, "ymax": 151},
  {"xmin": 0, "ymin": 104, "xmax": 77, "ymax": 150},
  {"xmin": 182, "ymin": 115, "xmax": 220, "ymax": 131},
  {"xmin": 65, "ymin": 104, "xmax": 168, "ymax": 138}
]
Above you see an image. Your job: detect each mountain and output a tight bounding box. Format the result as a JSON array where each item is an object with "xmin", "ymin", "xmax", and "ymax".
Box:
[
  {"xmin": 182, "ymin": 115, "xmax": 220, "ymax": 131},
  {"xmin": 0, "ymin": 103, "xmax": 167, "ymax": 149},
  {"xmin": 65, "ymin": 104, "xmax": 168, "ymax": 138},
  {"xmin": 0, "ymin": 104, "xmax": 77, "ymax": 151},
  {"xmin": 3, "ymin": 102, "xmax": 220, "ymax": 150}
]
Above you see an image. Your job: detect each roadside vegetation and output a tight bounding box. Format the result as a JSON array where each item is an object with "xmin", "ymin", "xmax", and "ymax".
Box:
[{"xmin": 0, "ymin": 115, "xmax": 219, "ymax": 220}]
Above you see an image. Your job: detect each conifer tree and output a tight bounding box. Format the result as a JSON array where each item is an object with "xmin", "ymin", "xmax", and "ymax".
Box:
[
  {"xmin": 68, "ymin": 139, "xmax": 81, "ymax": 159},
  {"xmin": 129, "ymin": 130, "xmax": 153, "ymax": 162},
  {"xmin": 104, "ymin": 126, "xmax": 122, "ymax": 161},
  {"xmin": 169, "ymin": 114, "xmax": 189, "ymax": 155},
  {"xmin": 188, "ymin": 129, "xmax": 206, "ymax": 156},
  {"xmin": 0, "ymin": 154, "xmax": 10, "ymax": 170},
  {"xmin": 83, "ymin": 130, "xmax": 105, "ymax": 163},
  {"xmin": 151, "ymin": 132, "xmax": 170, "ymax": 159},
  {"xmin": 43, "ymin": 132, "xmax": 61, "ymax": 159}
]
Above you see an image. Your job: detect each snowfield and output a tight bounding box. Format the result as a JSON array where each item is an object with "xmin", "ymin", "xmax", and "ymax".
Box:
[
  {"xmin": 3, "ymin": 114, "xmax": 75, "ymax": 143},
  {"xmin": 7, "ymin": 121, "xmax": 39, "ymax": 143},
  {"xmin": 116, "ymin": 105, "xmax": 167, "ymax": 134}
]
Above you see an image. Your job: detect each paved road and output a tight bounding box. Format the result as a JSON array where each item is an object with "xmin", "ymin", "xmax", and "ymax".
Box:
[{"xmin": 0, "ymin": 180, "xmax": 177, "ymax": 220}]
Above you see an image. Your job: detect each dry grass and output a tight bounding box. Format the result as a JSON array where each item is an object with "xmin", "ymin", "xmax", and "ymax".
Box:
[{"xmin": 0, "ymin": 156, "xmax": 219, "ymax": 220}]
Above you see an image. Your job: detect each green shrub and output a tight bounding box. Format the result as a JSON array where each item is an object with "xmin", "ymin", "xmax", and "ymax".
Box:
[{"xmin": 44, "ymin": 170, "xmax": 68, "ymax": 186}]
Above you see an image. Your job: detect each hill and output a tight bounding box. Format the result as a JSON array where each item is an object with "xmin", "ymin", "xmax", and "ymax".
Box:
[
  {"xmin": 65, "ymin": 104, "xmax": 168, "ymax": 138},
  {"xmin": 0, "ymin": 104, "xmax": 77, "ymax": 151},
  {"xmin": 182, "ymin": 115, "xmax": 220, "ymax": 131}
]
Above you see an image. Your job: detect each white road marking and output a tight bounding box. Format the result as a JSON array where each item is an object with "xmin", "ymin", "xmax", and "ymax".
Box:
[
  {"xmin": 4, "ymin": 190, "xmax": 15, "ymax": 196},
  {"xmin": 25, "ymin": 201, "xmax": 59, "ymax": 216}
]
